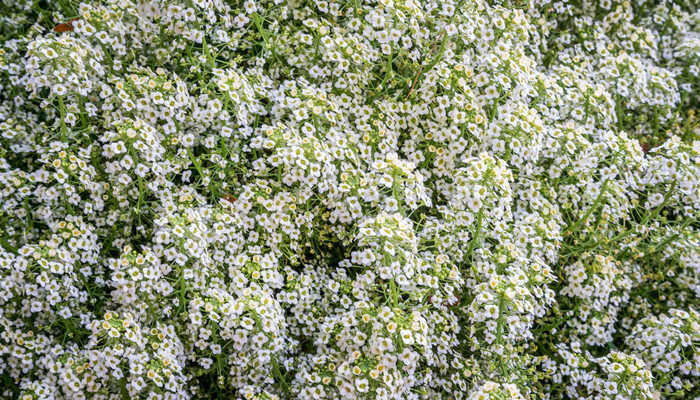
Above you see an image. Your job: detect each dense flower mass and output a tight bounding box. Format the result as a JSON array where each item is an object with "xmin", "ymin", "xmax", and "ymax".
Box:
[{"xmin": 0, "ymin": 0, "xmax": 698, "ymax": 399}]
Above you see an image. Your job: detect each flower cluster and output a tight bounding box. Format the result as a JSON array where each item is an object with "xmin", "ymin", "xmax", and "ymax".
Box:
[
  {"xmin": 626, "ymin": 309, "xmax": 699, "ymax": 397},
  {"xmin": 0, "ymin": 0, "xmax": 698, "ymax": 399}
]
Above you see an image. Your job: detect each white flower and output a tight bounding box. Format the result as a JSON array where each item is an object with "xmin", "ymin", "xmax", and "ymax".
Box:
[{"xmin": 355, "ymin": 378, "xmax": 369, "ymax": 393}]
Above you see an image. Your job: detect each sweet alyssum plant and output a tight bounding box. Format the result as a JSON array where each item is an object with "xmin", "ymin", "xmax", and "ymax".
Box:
[{"xmin": 0, "ymin": 0, "xmax": 697, "ymax": 399}]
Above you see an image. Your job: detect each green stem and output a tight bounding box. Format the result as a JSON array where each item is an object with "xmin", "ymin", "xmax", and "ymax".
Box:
[
  {"xmin": 466, "ymin": 209, "xmax": 484, "ymax": 261},
  {"xmin": 188, "ymin": 148, "xmax": 214, "ymax": 196},
  {"xmin": 565, "ymin": 179, "xmax": 609, "ymax": 235},
  {"xmin": 58, "ymin": 96, "xmax": 68, "ymax": 141}
]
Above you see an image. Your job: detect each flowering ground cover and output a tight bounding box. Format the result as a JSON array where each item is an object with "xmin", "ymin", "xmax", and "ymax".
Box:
[{"xmin": 0, "ymin": 0, "xmax": 698, "ymax": 399}]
